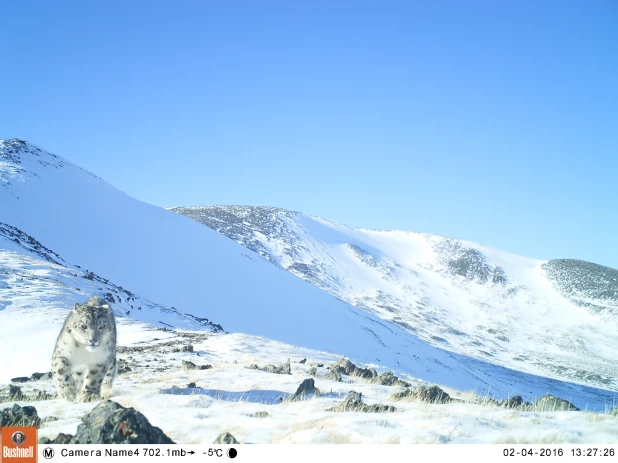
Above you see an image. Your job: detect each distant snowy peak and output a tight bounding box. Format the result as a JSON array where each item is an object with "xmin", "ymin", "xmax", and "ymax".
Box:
[
  {"xmin": 0, "ymin": 138, "xmax": 100, "ymax": 182},
  {"xmin": 171, "ymin": 205, "xmax": 618, "ymax": 392},
  {"xmin": 170, "ymin": 205, "xmax": 527, "ymax": 287}
]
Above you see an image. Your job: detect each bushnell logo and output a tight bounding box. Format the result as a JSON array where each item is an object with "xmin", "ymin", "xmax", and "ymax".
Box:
[
  {"xmin": 11, "ymin": 432, "xmax": 26, "ymax": 446},
  {"xmin": 1, "ymin": 426, "xmax": 37, "ymax": 462}
]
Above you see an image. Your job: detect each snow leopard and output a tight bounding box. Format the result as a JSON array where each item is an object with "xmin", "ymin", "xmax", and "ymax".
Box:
[{"xmin": 52, "ymin": 296, "xmax": 117, "ymax": 402}]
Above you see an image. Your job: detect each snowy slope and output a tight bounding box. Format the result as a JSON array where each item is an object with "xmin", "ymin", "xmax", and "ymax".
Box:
[
  {"xmin": 7, "ymin": 325, "xmax": 618, "ymax": 445},
  {"xmin": 170, "ymin": 205, "xmax": 618, "ymax": 393},
  {"xmin": 1, "ymin": 139, "xmax": 616, "ymax": 412}
]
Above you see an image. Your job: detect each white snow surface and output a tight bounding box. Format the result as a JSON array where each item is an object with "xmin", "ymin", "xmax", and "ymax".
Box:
[
  {"xmin": 2, "ymin": 319, "xmax": 618, "ymax": 445},
  {"xmin": 0, "ymin": 138, "xmax": 617, "ymax": 436}
]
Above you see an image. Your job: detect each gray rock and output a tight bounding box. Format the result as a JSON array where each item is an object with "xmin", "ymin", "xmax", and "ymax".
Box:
[
  {"xmin": 182, "ymin": 360, "xmax": 212, "ymax": 371},
  {"xmin": 532, "ymin": 394, "xmax": 579, "ymax": 411},
  {"xmin": 11, "ymin": 377, "xmax": 30, "ymax": 383},
  {"xmin": 187, "ymin": 382, "xmax": 197, "ymax": 389},
  {"xmin": 30, "ymin": 372, "xmax": 51, "ymax": 381},
  {"xmin": 71, "ymin": 400, "xmax": 175, "ymax": 443},
  {"xmin": 214, "ymin": 432, "xmax": 239, "ymax": 444},
  {"xmin": 321, "ymin": 370, "xmax": 342, "ymax": 382},
  {"xmin": 182, "ymin": 345, "xmax": 194, "ymax": 352},
  {"xmin": 247, "ymin": 361, "xmax": 291, "ymax": 375},
  {"xmin": 39, "ymin": 433, "xmax": 74, "ymax": 444},
  {"xmin": 0, "ymin": 404, "xmax": 41, "ymax": 427},
  {"xmin": 287, "ymin": 378, "xmax": 320, "ymax": 402},
  {"xmin": 308, "ymin": 366, "xmax": 317, "ymax": 376},
  {"xmin": 329, "ymin": 359, "xmax": 377, "ymax": 379},
  {"xmin": 327, "ymin": 390, "xmax": 396, "ymax": 413},
  {"xmin": 31, "ymin": 390, "xmax": 56, "ymax": 401},
  {"xmin": 41, "ymin": 416, "xmax": 60, "ymax": 423},
  {"xmin": 117, "ymin": 359, "xmax": 133, "ymax": 374},
  {"xmin": 370, "ymin": 371, "xmax": 410, "ymax": 387},
  {"xmin": 500, "ymin": 395, "xmax": 528, "ymax": 409},
  {"xmin": 8, "ymin": 385, "xmax": 25, "ymax": 401},
  {"xmin": 390, "ymin": 385, "xmax": 451, "ymax": 404},
  {"xmin": 251, "ymin": 411, "xmax": 270, "ymax": 418}
]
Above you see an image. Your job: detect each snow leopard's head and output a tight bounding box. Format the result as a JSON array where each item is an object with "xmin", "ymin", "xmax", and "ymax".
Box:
[{"xmin": 70, "ymin": 296, "xmax": 116, "ymax": 351}]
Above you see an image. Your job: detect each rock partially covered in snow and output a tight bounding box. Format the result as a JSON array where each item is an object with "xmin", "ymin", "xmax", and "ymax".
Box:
[
  {"xmin": 532, "ymin": 394, "xmax": 579, "ymax": 411},
  {"xmin": 247, "ymin": 360, "xmax": 291, "ymax": 375},
  {"xmin": 390, "ymin": 385, "xmax": 451, "ymax": 404},
  {"xmin": 370, "ymin": 371, "xmax": 410, "ymax": 387},
  {"xmin": 214, "ymin": 432, "xmax": 239, "ymax": 444},
  {"xmin": 327, "ymin": 390, "xmax": 395, "ymax": 413},
  {"xmin": 287, "ymin": 378, "xmax": 320, "ymax": 402},
  {"xmin": 328, "ymin": 358, "xmax": 377, "ymax": 379},
  {"xmin": 71, "ymin": 400, "xmax": 175, "ymax": 444}
]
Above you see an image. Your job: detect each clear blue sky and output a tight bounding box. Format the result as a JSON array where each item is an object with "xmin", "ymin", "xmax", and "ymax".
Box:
[{"xmin": 2, "ymin": 1, "xmax": 617, "ymax": 268}]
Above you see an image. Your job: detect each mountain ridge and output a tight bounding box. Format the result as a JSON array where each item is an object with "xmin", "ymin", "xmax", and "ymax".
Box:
[
  {"xmin": 171, "ymin": 205, "xmax": 618, "ymax": 392},
  {"xmin": 1, "ymin": 139, "xmax": 617, "ymax": 410}
]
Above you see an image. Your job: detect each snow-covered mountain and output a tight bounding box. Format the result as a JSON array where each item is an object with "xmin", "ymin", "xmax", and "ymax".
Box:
[
  {"xmin": 1, "ymin": 139, "xmax": 616, "ymax": 413},
  {"xmin": 170, "ymin": 205, "xmax": 618, "ymax": 394}
]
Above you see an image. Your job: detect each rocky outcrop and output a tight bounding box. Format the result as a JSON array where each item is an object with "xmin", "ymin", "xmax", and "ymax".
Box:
[
  {"xmin": 390, "ymin": 385, "xmax": 451, "ymax": 404},
  {"xmin": 0, "ymin": 404, "xmax": 41, "ymax": 427},
  {"xmin": 286, "ymin": 379, "xmax": 320, "ymax": 402},
  {"xmin": 532, "ymin": 394, "xmax": 579, "ymax": 411},
  {"xmin": 214, "ymin": 432, "xmax": 239, "ymax": 444},
  {"xmin": 247, "ymin": 361, "xmax": 291, "ymax": 375},
  {"xmin": 327, "ymin": 391, "xmax": 396, "ymax": 413},
  {"xmin": 70, "ymin": 400, "xmax": 175, "ymax": 444},
  {"xmin": 369, "ymin": 371, "xmax": 410, "ymax": 387},
  {"xmin": 328, "ymin": 359, "xmax": 377, "ymax": 380},
  {"xmin": 500, "ymin": 395, "xmax": 529, "ymax": 409},
  {"xmin": 182, "ymin": 360, "xmax": 212, "ymax": 371}
]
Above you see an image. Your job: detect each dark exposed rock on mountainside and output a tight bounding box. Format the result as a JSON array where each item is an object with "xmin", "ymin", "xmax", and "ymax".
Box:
[
  {"xmin": 169, "ymin": 205, "xmax": 618, "ymax": 394},
  {"xmin": 543, "ymin": 259, "xmax": 618, "ymax": 315},
  {"xmin": 432, "ymin": 238, "xmax": 508, "ymax": 285}
]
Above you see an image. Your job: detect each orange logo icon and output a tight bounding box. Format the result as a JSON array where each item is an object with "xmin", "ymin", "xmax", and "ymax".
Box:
[{"xmin": 1, "ymin": 426, "xmax": 37, "ymax": 463}]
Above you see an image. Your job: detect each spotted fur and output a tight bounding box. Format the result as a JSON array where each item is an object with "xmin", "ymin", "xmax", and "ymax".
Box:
[{"xmin": 52, "ymin": 296, "xmax": 117, "ymax": 402}]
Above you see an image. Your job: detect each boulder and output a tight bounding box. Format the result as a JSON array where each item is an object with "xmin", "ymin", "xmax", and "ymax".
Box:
[
  {"xmin": 327, "ymin": 390, "xmax": 396, "ymax": 413},
  {"xmin": 500, "ymin": 395, "xmax": 528, "ymax": 409},
  {"xmin": 247, "ymin": 361, "xmax": 291, "ymax": 375},
  {"xmin": 532, "ymin": 394, "xmax": 579, "ymax": 411},
  {"xmin": 214, "ymin": 432, "xmax": 239, "ymax": 444},
  {"xmin": 287, "ymin": 378, "xmax": 320, "ymax": 402},
  {"xmin": 390, "ymin": 385, "xmax": 451, "ymax": 404},
  {"xmin": 10, "ymin": 377, "xmax": 30, "ymax": 383},
  {"xmin": 370, "ymin": 371, "xmax": 410, "ymax": 387},
  {"xmin": 71, "ymin": 400, "xmax": 175, "ymax": 443},
  {"xmin": 329, "ymin": 358, "xmax": 377, "ymax": 379},
  {"xmin": 182, "ymin": 360, "xmax": 211, "ymax": 371},
  {"xmin": 0, "ymin": 403, "xmax": 41, "ymax": 427}
]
